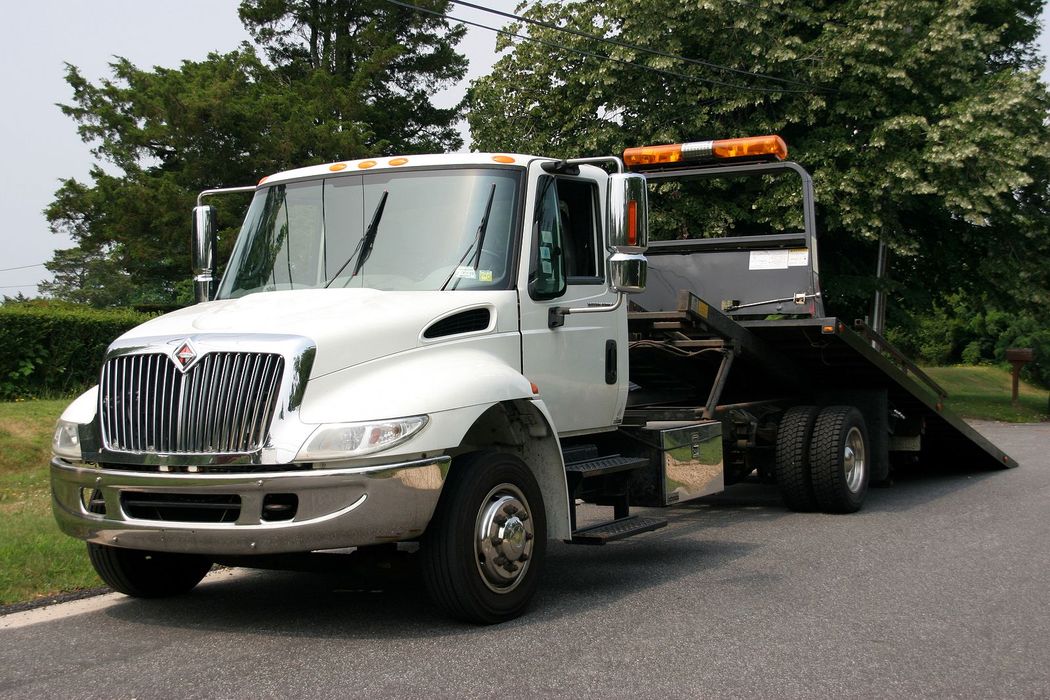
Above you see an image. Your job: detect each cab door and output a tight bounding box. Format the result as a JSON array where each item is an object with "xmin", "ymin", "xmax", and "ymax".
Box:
[{"xmin": 518, "ymin": 163, "xmax": 628, "ymax": 435}]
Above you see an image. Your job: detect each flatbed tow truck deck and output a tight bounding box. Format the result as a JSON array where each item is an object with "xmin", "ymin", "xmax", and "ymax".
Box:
[{"xmin": 626, "ymin": 289, "xmax": 1016, "ymax": 474}]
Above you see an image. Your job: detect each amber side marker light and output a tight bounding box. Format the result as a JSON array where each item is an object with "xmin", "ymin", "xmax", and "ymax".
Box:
[{"xmin": 624, "ymin": 135, "xmax": 788, "ymax": 169}]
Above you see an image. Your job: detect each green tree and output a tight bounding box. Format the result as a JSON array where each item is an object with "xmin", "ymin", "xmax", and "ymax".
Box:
[
  {"xmin": 239, "ymin": 0, "xmax": 467, "ymax": 154},
  {"xmin": 46, "ymin": 1, "xmax": 466, "ymax": 307},
  {"xmin": 469, "ymin": 0, "xmax": 1049, "ymax": 320}
]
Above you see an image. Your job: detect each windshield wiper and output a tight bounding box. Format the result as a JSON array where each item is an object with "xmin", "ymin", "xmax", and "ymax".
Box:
[
  {"xmin": 441, "ymin": 183, "xmax": 497, "ymax": 291},
  {"xmin": 325, "ymin": 190, "xmax": 389, "ymax": 288}
]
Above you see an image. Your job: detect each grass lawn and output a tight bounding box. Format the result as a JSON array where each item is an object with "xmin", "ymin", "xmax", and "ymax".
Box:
[
  {"xmin": 0, "ymin": 399, "xmax": 100, "ymax": 606},
  {"xmin": 923, "ymin": 365, "xmax": 1049, "ymax": 423}
]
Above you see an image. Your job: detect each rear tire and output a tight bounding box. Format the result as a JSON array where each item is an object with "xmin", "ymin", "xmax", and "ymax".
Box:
[
  {"xmin": 87, "ymin": 543, "xmax": 212, "ymax": 597},
  {"xmin": 809, "ymin": 406, "xmax": 870, "ymax": 513},
  {"xmin": 421, "ymin": 452, "xmax": 546, "ymax": 624},
  {"xmin": 774, "ymin": 405, "xmax": 820, "ymax": 511}
]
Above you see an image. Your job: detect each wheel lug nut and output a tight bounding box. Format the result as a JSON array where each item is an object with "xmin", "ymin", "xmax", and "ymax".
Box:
[
  {"xmin": 490, "ymin": 536, "xmax": 503, "ymax": 546},
  {"xmin": 504, "ymin": 561, "xmax": 519, "ymax": 573},
  {"xmin": 493, "ymin": 514, "xmax": 508, "ymax": 526},
  {"xmin": 519, "ymin": 553, "xmax": 529, "ymax": 561},
  {"xmin": 525, "ymin": 532, "xmax": 534, "ymax": 541},
  {"xmin": 503, "ymin": 504, "xmax": 519, "ymax": 515}
]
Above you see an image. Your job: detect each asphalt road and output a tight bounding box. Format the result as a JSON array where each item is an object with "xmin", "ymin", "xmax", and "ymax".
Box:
[{"xmin": 2, "ymin": 421, "xmax": 1048, "ymax": 699}]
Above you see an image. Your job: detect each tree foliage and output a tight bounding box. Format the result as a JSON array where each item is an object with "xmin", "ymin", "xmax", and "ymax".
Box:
[
  {"xmin": 469, "ymin": 0, "xmax": 1049, "ymax": 320},
  {"xmin": 45, "ymin": 1, "xmax": 466, "ymax": 307}
]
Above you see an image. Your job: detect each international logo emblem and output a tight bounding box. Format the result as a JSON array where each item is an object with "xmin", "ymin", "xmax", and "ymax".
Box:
[{"xmin": 172, "ymin": 339, "xmax": 198, "ymax": 372}]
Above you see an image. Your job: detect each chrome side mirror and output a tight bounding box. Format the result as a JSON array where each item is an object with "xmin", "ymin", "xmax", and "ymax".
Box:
[
  {"xmin": 607, "ymin": 173, "xmax": 648, "ymax": 293},
  {"xmin": 192, "ymin": 205, "xmax": 217, "ymax": 303}
]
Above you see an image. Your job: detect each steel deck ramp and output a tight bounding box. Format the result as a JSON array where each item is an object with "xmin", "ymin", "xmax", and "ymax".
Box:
[
  {"xmin": 738, "ymin": 316, "xmax": 1017, "ymax": 470},
  {"xmin": 628, "ymin": 290, "xmax": 1015, "ymax": 471}
]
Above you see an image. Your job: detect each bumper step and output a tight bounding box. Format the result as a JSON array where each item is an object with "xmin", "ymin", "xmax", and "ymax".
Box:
[{"xmin": 569, "ymin": 516, "xmax": 667, "ymax": 545}]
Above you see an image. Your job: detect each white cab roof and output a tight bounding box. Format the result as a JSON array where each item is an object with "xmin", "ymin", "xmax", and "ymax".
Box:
[{"xmin": 261, "ymin": 152, "xmax": 539, "ymax": 186}]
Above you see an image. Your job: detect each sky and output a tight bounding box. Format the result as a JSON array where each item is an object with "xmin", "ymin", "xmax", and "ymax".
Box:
[{"xmin": 1, "ymin": 1, "xmax": 1047, "ymax": 297}]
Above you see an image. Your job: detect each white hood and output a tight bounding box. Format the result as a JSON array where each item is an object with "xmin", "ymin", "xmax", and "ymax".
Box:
[{"xmin": 117, "ymin": 289, "xmax": 515, "ymax": 378}]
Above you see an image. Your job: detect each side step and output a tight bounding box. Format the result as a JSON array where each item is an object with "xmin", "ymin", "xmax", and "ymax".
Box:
[
  {"xmin": 564, "ymin": 455, "xmax": 650, "ymax": 478},
  {"xmin": 569, "ymin": 516, "xmax": 667, "ymax": 545}
]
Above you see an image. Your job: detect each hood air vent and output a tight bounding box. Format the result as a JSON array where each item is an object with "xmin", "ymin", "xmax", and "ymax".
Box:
[{"xmin": 423, "ymin": 308, "xmax": 491, "ymax": 339}]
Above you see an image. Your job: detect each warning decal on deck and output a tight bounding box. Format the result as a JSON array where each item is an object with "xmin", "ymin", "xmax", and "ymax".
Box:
[{"xmin": 748, "ymin": 250, "xmax": 790, "ymax": 270}]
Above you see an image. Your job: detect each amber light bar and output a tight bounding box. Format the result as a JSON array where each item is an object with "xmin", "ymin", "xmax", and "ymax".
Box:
[{"xmin": 623, "ymin": 135, "xmax": 788, "ymax": 169}]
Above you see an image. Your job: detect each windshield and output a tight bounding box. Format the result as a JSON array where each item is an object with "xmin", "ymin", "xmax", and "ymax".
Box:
[{"xmin": 216, "ymin": 168, "xmax": 522, "ymax": 298}]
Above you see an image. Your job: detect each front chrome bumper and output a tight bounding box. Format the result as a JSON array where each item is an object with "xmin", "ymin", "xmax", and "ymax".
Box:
[{"xmin": 50, "ymin": 455, "xmax": 449, "ymax": 556}]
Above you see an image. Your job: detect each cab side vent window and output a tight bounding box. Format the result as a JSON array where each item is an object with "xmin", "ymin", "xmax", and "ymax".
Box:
[{"xmin": 423, "ymin": 308, "xmax": 491, "ymax": 339}]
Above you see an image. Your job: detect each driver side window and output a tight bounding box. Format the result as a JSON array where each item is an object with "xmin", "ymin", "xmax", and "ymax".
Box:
[
  {"xmin": 529, "ymin": 175, "xmax": 604, "ymax": 299},
  {"xmin": 529, "ymin": 176, "xmax": 566, "ymax": 299}
]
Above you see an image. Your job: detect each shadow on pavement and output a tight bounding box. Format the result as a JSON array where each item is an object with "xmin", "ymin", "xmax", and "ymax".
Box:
[
  {"xmin": 98, "ymin": 455, "xmax": 1012, "ymax": 638},
  {"xmin": 100, "ymin": 536, "xmax": 757, "ymax": 640}
]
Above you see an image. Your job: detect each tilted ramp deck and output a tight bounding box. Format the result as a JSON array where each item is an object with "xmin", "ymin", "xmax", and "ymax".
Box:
[{"xmin": 627, "ymin": 272, "xmax": 1016, "ymax": 473}]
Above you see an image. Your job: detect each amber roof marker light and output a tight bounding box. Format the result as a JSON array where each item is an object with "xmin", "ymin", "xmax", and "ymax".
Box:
[{"xmin": 623, "ymin": 135, "xmax": 788, "ymax": 169}]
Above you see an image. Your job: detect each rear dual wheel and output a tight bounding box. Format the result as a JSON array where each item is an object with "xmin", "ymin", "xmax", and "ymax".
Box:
[
  {"xmin": 774, "ymin": 406, "xmax": 820, "ymax": 511},
  {"xmin": 775, "ymin": 405, "xmax": 869, "ymax": 514},
  {"xmin": 810, "ymin": 406, "xmax": 869, "ymax": 513}
]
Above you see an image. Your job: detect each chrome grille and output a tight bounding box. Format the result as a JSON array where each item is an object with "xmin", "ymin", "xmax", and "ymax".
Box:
[{"xmin": 100, "ymin": 352, "xmax": 284, "ymax": 454}]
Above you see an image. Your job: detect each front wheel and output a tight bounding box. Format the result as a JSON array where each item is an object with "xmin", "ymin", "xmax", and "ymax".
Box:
[
  {"xmin": 87, "ymin": 543, "xmax": 212, "ymax": 598},
  {"xmin": 421, "ymin": 452, "xmax": 546, "ymax": 624}
]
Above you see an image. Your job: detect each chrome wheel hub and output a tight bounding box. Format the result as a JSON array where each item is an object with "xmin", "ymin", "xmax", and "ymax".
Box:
[
  {"xmin": 844, "ymin": 426, "xmax": 866, "ymax": 493},
  {"xmin": 475, "ymin": 485, "xmax": 535, "ymax": 593}
]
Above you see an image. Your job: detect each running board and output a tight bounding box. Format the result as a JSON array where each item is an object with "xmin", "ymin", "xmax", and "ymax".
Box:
[
  {"xmin": 569, "ymin": 516, "xmax": 667, "ymax": 545},
  {"xmin": 564, "ymin": 455, "xmax": 650, "ymax": 478}
]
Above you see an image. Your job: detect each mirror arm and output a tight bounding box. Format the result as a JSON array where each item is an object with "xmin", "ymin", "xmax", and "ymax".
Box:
[
  {"xmin": 548, "ymin": 293, "xmax": 625, "ymax": 329},
  {"xmin": 192, "ymin": 185, "xmax": 256, "ymax": 304},
  {"xmin": 197, "ymin": 185, "xmax": 257, "ymax": 207}
]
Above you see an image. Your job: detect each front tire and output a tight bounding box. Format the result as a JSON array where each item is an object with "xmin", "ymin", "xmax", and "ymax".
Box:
[
  {"xmin": 87, "ymin": 543, "xmax": 212, "ymax": 598},
  {"xmin": 421, "ymin": 452, "xmax": 546, "ymax": 624},
  {"xmin": 809, "ymin": 406, "xmax": 870, "ymax": 513}
]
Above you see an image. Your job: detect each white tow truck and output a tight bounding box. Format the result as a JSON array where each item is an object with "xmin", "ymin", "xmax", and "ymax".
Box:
[{"xmin": 50, "ymin": 136, "xmax": 1014, "ymax": 623}]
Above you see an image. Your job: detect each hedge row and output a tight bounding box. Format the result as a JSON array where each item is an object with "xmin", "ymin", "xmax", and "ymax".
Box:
[
  {"xmin": 885, "ymin": 299, "xmax": 1049, "ymax": 388},
  {"xmin": 0, "ymin": 305, "xmax": 152, "ymax": 401}
]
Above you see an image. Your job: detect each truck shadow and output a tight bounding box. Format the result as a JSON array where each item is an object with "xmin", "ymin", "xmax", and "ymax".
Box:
[
  {"xmin": 99, "ymin": 462, "xmax": 1005, "ymax": 638},
  {"xmin": 100, "ymin": 537, "xmax": 758, "ymax": 639}
]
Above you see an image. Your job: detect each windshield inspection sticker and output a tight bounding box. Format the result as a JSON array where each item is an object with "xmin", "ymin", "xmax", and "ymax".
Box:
[
  {"xmin": 452, "ymin": 266, "xmax": 477, "ymax": 280},
  {"xmin": 749, "ymin": 250, "xmax": 790, "ymax": 270},
  {"xmin": 478, "ymin": 270, "xmax": 493, "ymax": 282}
]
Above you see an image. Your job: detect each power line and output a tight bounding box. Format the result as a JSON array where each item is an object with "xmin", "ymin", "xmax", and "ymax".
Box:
[
  {"xmin": 0, "ymin": 284, "xmax": 40, "ymax": 289},
  {"xmin": 386, "ymin": 0, "xmax": 820, "ymax": 94},
  {"xmin": 0, "ymin": 263, "xmax": 46, "ymax": 273},
  {"xmin": 451, "ymin": 0, "xmax": 825, "ymax": 90}
]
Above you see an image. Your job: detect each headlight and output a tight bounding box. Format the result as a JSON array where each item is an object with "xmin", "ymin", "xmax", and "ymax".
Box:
[
  {"xmin": 298, "ymin": 415, "xmax": 429, "ymax": 461},
  {"xmin": 52, "ymin": 420, "xmax": 83, "ymax": 460}
]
